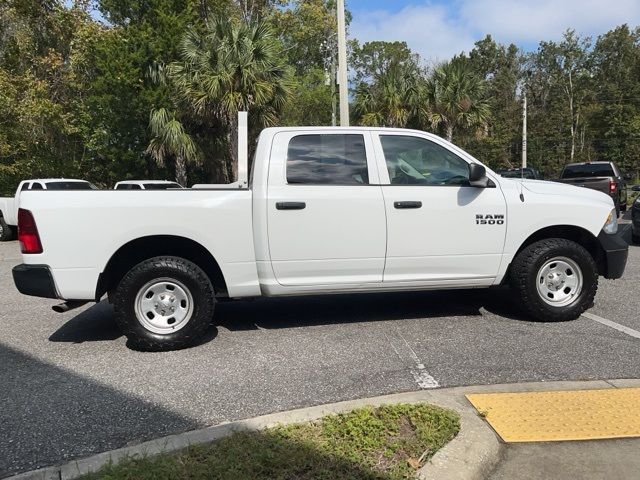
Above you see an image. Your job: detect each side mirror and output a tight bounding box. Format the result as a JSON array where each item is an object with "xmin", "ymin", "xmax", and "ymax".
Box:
[
  {"xmin": 469, "ymin": 163, "xmax": 490, "ymax": 188},
  {"xmin": 631, "ymin": 185, "xmax": 640, "ymax": 192}
]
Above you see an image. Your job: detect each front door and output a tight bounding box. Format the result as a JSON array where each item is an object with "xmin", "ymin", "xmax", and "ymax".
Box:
[
  {"xmin": 373, "ymin": 133, "xmax": 507, "ymax": 284},
  {"xmin": 267, "ymin": 130, "xmax": 387, "ymax": 286}
]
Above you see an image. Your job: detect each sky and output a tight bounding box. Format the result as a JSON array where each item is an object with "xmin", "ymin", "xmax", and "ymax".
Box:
[{"xmin": 348, "ymin": 0, "xmax": 640, "ymax": 62}]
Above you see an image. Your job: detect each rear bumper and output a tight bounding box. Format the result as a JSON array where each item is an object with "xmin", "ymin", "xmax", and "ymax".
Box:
[
  {"xmin": 12, "ymin": 264, "xmax": 59, "ymax": 299},
  {"xmin": 597, "ymin": 230, "xmax": 629, "ymax": 279}
]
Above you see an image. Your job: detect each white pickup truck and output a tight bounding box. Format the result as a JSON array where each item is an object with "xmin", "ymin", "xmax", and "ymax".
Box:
[
  {"xmin": 12, "ymin": 118, "xmax": 628, "ymax": 351},
  {"xmin": 0, "ymin": 179, "xmax": 96, "ymax": 241}
]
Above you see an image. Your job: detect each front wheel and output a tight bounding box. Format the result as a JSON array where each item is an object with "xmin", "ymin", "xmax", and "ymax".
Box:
[
  {"xmin": 510, "ymin": 238, "xmax": 598, "ymax": 322},
  {"xmin": 113, "ymin": 256, "xmax": 215, "ymax": 351}
]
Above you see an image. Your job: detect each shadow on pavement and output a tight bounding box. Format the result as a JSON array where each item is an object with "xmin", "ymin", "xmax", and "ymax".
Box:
[
  {"xmin": 216, "ymin": 287, "xmax": 531, "ymax": 332},
  {"xmin": 49, "ymin": 300, "xmax": 121, "ymax": 343},
  {"xmin": 49, "ymin": 300, "xmax": 219, "ymax": 349},
  {"xmin": 0, "ymin": 344, "xmax": 201, "ymax": 478},
  {"xmin": 50, "ymin": 288, "xmax": 533, "ymax": 342}
]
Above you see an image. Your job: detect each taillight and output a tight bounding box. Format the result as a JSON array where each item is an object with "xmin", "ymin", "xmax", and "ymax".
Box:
[
  {"xmin": 610, "ymin": 180, "xmax": 617, "ymax": 194},
  {"xmin": 18, "ymin": 209, "xmax": 43, "ymax": 254}
]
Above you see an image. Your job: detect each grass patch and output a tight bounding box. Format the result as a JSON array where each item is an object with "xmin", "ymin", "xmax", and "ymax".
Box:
[{"xmin": 84, "ymin": 403, "xmax": 460, "ymax": 480}]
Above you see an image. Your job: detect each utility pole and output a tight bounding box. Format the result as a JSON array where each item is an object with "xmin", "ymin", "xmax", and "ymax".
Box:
[
  {"xmin": 522, "ymin": 90, "xmax": 527, "ymax": 169},
  {"xmin": 331, "ymin": 56, "xmax": 337, "ymax": 126},
  {"xmin": 336, "ymin": 0, "xmax": 349, "ymax": 126}
]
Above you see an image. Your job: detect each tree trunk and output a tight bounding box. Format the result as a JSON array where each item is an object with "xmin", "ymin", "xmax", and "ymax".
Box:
[
  {"xmin": 175, "ymin": 155, "xmax": 187, "ymax": 187},
  {"xmin": 566, "ymin": 70, "xmax": 576, "ymax": 162},
  {"xmin": 445, "ymin": 124, "xmax": 454, "ymax": 142}
]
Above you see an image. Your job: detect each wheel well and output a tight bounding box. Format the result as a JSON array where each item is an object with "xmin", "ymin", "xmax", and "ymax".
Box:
[
  {"xmin": 512, "ymin": 225, "xmax": 605, "ymax": 276},
  {"xmin": 96, "ymin": 235, "xmax": 228, "ymax": 301}
]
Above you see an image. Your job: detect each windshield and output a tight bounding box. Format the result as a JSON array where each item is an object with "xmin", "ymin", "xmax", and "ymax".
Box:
[
  {"xmin": 46, "ymin": 181, "xmax": 97, "ymax": 190},
  {"xmin": 143, "ymin": 183, "xmax": 182, "ymax": 190},
  {"xmin": 561, "ymin": 164, "xmax": 614, "ymax": 179}
]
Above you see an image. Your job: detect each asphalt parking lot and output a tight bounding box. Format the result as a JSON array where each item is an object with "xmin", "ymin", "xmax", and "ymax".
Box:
[{"xmin": 1, "ymin": 230, "xmax": 640, "ymax": 477}]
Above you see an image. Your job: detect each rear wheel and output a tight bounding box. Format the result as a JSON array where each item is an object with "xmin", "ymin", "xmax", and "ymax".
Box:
[
  {"xmin": 113, "ymin": 256, "xmax": 215, "ymax": 351},
  {"xmin": 0, "ymin": 216, "xmax": 14, "ymax": 242},
  {"xmin": 510, "ymin": 238, "xmax": 598, "ymax": 322}
]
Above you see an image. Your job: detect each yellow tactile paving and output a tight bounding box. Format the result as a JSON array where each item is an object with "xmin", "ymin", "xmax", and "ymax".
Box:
[{"xmin": 466, "ymin": 388, "xmax": 640, "ymax": 442}]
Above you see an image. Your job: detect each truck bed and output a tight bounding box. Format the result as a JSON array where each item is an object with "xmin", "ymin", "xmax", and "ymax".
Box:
[{"xmin": 17, "ymin": 189, "xmax": 260, "ymax": 299}]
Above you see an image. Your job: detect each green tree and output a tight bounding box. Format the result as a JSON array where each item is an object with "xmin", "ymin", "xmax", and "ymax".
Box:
[
  {"xmin": 425, "ymin": 60, "xmax": 489, "ymax": 142},
  {"xmin": 350, "ymin": 40, "xmax": 419, "ymax": 84},
  {"xmin": 146, "ymin": 108, "xmax": 200, "ymax": 185},
  {"xmin": 588, "ymin": 25, "xmax": 640, "ymax": 178},
  {"xmin": 0, "ymin": 0, "xmax": 100, "ymax": 192},
  {"xmin": 272, "ymin": 0, "xmax": 340, "ymax": 126},
  {"xmin": 159, "ymin": 17, "xmax": 292, "ymax": 181},
  {"xmin": 351, "ymin": 40, "xmax": 424, "ymax": 128},
  {"xmin": 464, "ymin": 35, "xmax": 523, "ymax": 169},
  {"xmin": 353, "ymin": 64, "xmax": 424, "ymax": 128}
]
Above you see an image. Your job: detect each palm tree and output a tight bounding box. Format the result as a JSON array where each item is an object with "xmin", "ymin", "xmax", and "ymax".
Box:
[
  {"xmin": 424, "ymin": 60, "xmax": 489, "ymax": 142},
  {"xmin": 146, "ymin": 108, "xmax": 200, "ymax": 186},
  {"xmin": 166, "ymin": 17, "xmax": 291, "ymax": 182},
  {"xmin": 354, "ymin": 64, "xmax": 424, "ymax": 128}
]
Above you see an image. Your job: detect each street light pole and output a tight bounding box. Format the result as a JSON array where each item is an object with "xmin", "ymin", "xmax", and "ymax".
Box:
[{"xmin": 336, "ymin": 0, "xmax": 349, "ymax": 126}]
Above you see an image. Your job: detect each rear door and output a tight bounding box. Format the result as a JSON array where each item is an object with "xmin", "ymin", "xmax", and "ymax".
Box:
[
  {"xmin": 267, "ymin": 130, "xmax": 387, "ymax": 286},
  {"xmin": 373, "ymin": 132, "xmax": 507, "ymax": 284}
]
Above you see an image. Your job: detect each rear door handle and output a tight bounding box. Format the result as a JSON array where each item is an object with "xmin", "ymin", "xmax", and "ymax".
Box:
[
  {"xmin": 276, "ymin": 201, "xmax": 306, "ymax": 210},
  {"xmin": 394, "ymin": 201, "xmax": 422, "ymax": 209}
]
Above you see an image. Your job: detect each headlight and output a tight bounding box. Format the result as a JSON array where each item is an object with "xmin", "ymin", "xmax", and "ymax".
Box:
[{"xmin": 603, "ymin": 208, "xmax": 618, "ymax": 234}]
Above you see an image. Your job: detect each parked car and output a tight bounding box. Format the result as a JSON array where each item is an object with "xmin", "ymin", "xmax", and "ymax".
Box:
[
  {"xmin": 496, "ymin": 167, "xmax": 543, "ymax": 180},
  {"xmin": 0, "ymin": 179, "xmax": 97, "ymax": 241},
  {"xmin": 114, "ymin": 180, "xmax": 183, "ymax": 190},
  {"xmin": 556, "ymin": 162, "xmax": 628, "ymax": 216},
  {"xmin": 631, "ymin": 185, "xmax": 640, "ymax": 244},
  {"xmin": 12, "ymin": 122, "xmax": 628, "ymax": 351}
]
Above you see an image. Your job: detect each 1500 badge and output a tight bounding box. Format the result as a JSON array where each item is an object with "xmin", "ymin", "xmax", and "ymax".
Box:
[{"xmin": 476, "ymin": 214, "xmax": 505, "ymax": 225}]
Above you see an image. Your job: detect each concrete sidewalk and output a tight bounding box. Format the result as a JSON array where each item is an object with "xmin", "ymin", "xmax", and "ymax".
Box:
[
  {"xmin": 489, "ymin": 438, "xmax": 640, "ymax": 480},
  {"xmin": 7, "ymin": 379, "xmax": 640, "ymax": 480}
]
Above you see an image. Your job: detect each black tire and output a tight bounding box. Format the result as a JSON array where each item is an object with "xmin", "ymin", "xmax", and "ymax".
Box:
[
  {"xmin": 510, "ymin": 238, "xmax": 598, "ymax": 322},
  {"xmin": 0, "ymin": 216, "xmax": 14, "ymax": 242},
  {"xmin": 633, "ymin": 231, "xmax": 640, "ymax": 244},
  {"xmin": 113, "ymin": 256, "xmax": 215, "ymax": 351}
]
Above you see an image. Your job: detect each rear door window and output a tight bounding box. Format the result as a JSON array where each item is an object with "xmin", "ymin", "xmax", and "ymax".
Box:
[{"xmin": 286, "ymin": 134, "xmax": 369, "ymax": 185}]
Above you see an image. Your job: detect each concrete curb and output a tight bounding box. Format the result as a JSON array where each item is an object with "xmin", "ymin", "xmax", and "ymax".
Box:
[{"xmin": 7, "ymin": 379, "xmax": 638, "ymax": 480}]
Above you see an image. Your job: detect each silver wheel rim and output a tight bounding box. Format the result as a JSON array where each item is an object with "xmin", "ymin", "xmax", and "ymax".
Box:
[
  {"xmin": 536, "ymin": 257, "xmax": 583, "ymax": 307},
  {"xmin": 134, "ymin": 278, "xmax": 194, "ymax": 334}
]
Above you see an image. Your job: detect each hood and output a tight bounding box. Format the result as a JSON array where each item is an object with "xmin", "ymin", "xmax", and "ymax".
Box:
[{"xmin": 504, "ymin": 178, "xmax": 613, "ymax": 205}]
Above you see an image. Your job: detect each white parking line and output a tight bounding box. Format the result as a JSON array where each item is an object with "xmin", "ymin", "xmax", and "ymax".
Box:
[
  {"xmin": 387, "ymin": 331, "xmax": 439, "ymax": 389},
  {"xmin": 582, "ymin": 312, "xmax": 640, "ymax": 340}
]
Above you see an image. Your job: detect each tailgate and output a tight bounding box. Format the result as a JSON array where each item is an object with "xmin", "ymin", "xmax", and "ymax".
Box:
[{"xmin": 558, "ymin": 177, "xmax": 611, "ymax": 194}]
